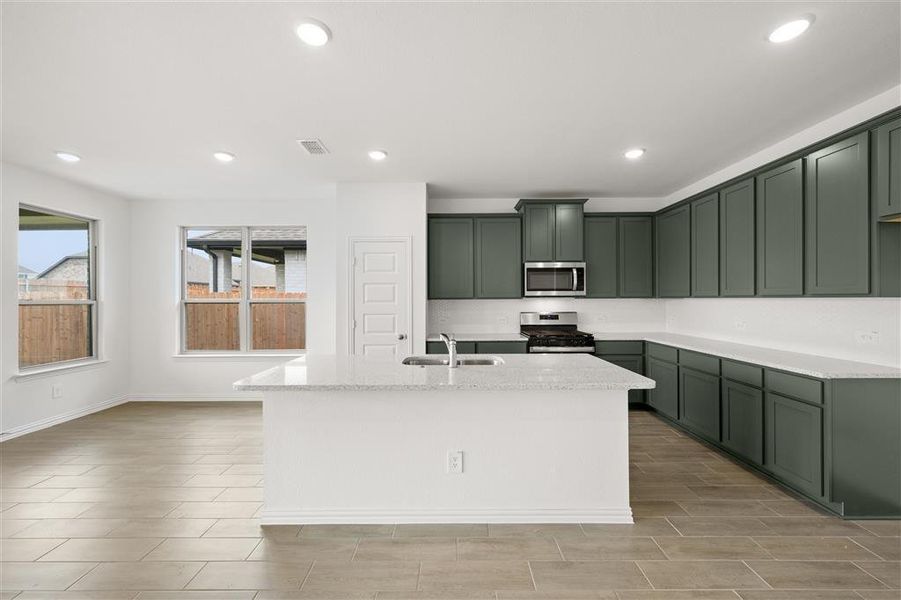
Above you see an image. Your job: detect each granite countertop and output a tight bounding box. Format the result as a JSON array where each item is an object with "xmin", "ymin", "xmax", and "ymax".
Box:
[
  {"xmin": 233, "ymin": 353, "xmax": 656, "ymax": 392},
  {"xmin": 588, "ymin": 331, "xmax": 901, "ymax": 379}
]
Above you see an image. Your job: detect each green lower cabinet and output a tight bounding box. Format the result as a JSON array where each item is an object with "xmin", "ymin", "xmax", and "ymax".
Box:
[
  {"xmin": 426, "ymin": 341, "xmax": 476, "ymax": 354},
  {"xmin": 599, "ymin": 354, "xmax": 644, "ymax": 404},
  {"xmin": 475, "ymin": 341, "xmax": 527, "ymax": 354},
  {"xmin": 765, "ymin": 392, "xmax": 824, "ymax": 498},
  {"xmin": 721, "ymin": 380, "xmax": 764, "ymax": 465},
  {"xmin": 474, "ymin": 217, "xmax": 522, "ymax": 298},
  {"xmin": 679, "ymin": 367, "xmax": 720, "ymax": 442},
  {"xmin": 646, "ymin": 357, "xmax": 678, "ymax": 420}
]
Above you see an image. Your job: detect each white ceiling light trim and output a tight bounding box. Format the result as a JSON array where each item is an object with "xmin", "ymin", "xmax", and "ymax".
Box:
[
  {"xmin": 296, "ymin": 19, "xmax": 331, "ymax": 47},
  {"xmin": 55, "ymin": 151, "xmax": 81, "ymax": 163},
  {"xmin": 368, "ymin": 149, "xmax": 388, "ymax": 161},
  {"xmin": 213, "ymin": 151, "xmax": 236, "ymax": 163},
  {"xmin": 624, "ymin": 148, "xmax": 645, "ymax": 160},
  {"xmin": 769, "ymin": 16, "xmax": 814, "ymax": 43}
]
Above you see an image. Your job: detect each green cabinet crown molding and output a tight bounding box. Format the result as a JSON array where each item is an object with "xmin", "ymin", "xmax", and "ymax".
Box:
[
  {"xmin": 719, "ymin": 178, "xmax": 756, "ymax": 296},
  {"xmin": 805, "ymin": 132, "xmax": 871, "ymax": 295},
  {"xmin": 756, "ymin": 160, "xmax": 804, "ymax": 296},
  {"xmin": 655, "ymin": 205, "xmax": 691, "ymax": 297},
  {"xmin": 691, "ymin": 193, "xmax": 720, "ymax": 297}
]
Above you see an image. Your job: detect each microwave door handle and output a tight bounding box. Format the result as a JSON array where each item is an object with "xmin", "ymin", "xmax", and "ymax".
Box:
[{"xmin": 572, "ymin": 268, "xmax": 577, "ymax": 291}]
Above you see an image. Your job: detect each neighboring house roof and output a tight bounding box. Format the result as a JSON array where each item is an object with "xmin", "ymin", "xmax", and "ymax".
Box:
[
  {"xmin": 35, "ymin": 251, "xmax": 88, "ymax": 278},
  {"xmin": 184, "ymin": 249, "xmax": 276, "ymax": 286},
  {"xmin": 18, "ymin": 265, "xmax": 37, "ymax": 276}
]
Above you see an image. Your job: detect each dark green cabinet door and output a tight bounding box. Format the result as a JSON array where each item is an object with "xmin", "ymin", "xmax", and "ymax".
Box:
[
  {"xmin": 555, "ymin": 203, "xmax": 584, "ymax": 261},
  {"xmin": 428, "ymin": 218, "xmax": 474, "ymax": 298},
  {"xmin": 619, "ymin": 216, "xmax": 654, "ymax": 297},
  {"xmin": 474, "ymin": 217, "xmax": 522, "ymax": 298},
  {"xmin": 600, "ymin": 354, "xmax": 645, "ymax": 404},
  {"xmin": 765, "ymin": 392, "xmax": 824, "ymax": 498},
  {"xmin": 426, "ymin": 341, "xmax": 476, "ymax": 354},
  {"xmin": 584, "ymin": 216, "xmax": 617, "ymax": 297},
  {"xmin": 522, "ymin": 204, "xmax": 556, "ymax": 261},
  {"xmin": 679, "ymin": 367, "xmax": 720, "ymax": 442},
  {"xmin": 720, "ymin": 179, "xmax": 756, "ymax": 296},
  {"xmin": 805, "ymin": 132, "xmax": 870, "ymax": 295},
  {"xmin": 475, "ymin": 341, "xmax": 527, "ymax": 354},
  {"xmin": 756, "ymin": 160, "xmax": 804, "ymax": 296},
  {"xmin": 656, "ymin": 205, "xmax": 691, "ymax": 297},
  {"xmin": 721, "ymin": 380, "xmax": 763, "ymax": 465},
  {"xmin": 876, "ymin": 118, "xmax": 901, "ymax": 219},
  {"xmin": 691, "ymin": 193, "xmax": 719, "ymax": 297},
  {"xmin": 646, "ymin": 356, "xmax": 678, "ymax": 420}
]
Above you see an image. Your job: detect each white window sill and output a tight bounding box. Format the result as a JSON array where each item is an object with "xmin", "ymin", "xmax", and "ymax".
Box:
[
  {"xmin": 172, "ymin": 352, "xmax": 305, "ymax": 359},
  {"xmin": 15, "ymin": 359, "xmax": 109, "ymax": 382}
]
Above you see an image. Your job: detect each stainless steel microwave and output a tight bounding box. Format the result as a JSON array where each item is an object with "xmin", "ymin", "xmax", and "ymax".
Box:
[{"xmin": 523, "ymin": 262, "xmax": 587, "ymax": 296}]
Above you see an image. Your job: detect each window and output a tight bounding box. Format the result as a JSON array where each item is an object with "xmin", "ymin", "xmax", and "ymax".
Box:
[
  {"xmin": 181, "ymin": 226, "xmax": 306, "ymax": 353},
  {"xmin": 18, "ymin": 206, "xmax": 97, "ymax": 369}
]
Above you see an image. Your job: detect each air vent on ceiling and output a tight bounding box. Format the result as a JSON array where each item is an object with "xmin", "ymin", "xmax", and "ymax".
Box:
[{"xmin": 297, "ymin": 138, "xmax": 329, "ymax": 155}]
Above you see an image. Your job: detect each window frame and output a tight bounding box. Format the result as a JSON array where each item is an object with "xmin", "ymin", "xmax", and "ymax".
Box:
[
  {"xmin": 17, "ymin": 204, "xmax": 99, "ymax": 372},
  {"xmin": 179, "ymin": 225, "xmax": 307, "ymax": 355}
]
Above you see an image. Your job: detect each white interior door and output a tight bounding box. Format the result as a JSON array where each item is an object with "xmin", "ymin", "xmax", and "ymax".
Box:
[{"xmin": 351, "ymin": 238, "xmax": 411, "ymax": 358}]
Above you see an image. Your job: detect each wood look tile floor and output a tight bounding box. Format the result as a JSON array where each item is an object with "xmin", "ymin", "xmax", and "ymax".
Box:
[{"xmin": 1, "ymin": 402, "xmax": 898, "ymax": 599}]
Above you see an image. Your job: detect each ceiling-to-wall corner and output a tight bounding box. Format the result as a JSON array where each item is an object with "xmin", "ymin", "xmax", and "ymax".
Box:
[{"xmin": 659, "ymin": 84, "xmax": 901, "ymax": 209}]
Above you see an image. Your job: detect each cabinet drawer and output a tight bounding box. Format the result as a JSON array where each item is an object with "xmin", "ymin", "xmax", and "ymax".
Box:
[
  {"xmin": 475, "ymin": 341, "xmax": 527, "ymax": 354},
  {"xmin": 595, "ymin": 341, "xmax": 644, "ymax": 355},
  {"xmin": 647, "ymin": 342, "xmax": 678, "ymax": 363},
  {"xmin": 426, "ymin": 341, "xmax": 476, "ymax": 355},
  {"xmin": 722, "ymin": 359, "xmax": 763, "ymax": 387},
  {"xmin": 679, "ymin": 349, "xmax": 720, "ymax": 375},
  {"xmin": 766, "ymin": 370, "xmax": 823, "ymax": 404}
]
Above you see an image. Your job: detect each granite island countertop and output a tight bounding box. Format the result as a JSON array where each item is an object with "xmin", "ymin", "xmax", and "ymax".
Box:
[{"xmin": 234, "ymin": 353, "xmax": 656, "ymax": 392}]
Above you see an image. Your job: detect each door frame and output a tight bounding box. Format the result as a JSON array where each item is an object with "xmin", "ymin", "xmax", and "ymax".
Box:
[{"xmin": 347, "ymin": 236, "xmax": 413, "ymax": 356}]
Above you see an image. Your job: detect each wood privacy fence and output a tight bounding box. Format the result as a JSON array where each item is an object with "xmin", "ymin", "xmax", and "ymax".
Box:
[
  {"xmin": 19, "ymin": 304, "xmax": 91, "ymax": 368},
  {"xmin": 184, "ymin": 302, "xmax": 306, "ymax": 351}
]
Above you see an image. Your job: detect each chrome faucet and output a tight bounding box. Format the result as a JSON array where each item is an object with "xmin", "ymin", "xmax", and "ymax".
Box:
[{"xmin": 439, "ymin": 333, "xmax": 458, "ymax": 368}]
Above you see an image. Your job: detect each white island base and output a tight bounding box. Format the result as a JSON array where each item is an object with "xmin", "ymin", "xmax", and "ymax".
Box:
[{"xmin": 261, "ymin": 387, "xmax": 632, "ymax": 524}]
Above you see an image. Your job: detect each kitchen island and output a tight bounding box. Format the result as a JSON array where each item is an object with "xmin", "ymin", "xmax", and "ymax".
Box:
[{"xmin": 234, "ymin": 353, "xmax": 655, "ymax": 525}]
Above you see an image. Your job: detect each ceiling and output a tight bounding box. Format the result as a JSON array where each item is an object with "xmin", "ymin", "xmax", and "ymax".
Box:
[{"xmin": 2, "ymin": 1, "xmax": 899, "ymax": 202}]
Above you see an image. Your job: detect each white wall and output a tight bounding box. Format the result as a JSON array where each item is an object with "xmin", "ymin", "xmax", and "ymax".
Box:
[
  {"xmin": 335, "ymin": 183, "xmax": 428, "ymax": 355},
  {"xmin": 428, "ymin": 299, "xmax": 666, "ymax": 335},
  {"xmin": 666, "ymin": 298, "xmax": 901, "ymax": 368},
  {"xmin": 1, "ymin": 163, "xmax": 132, "ymax": 435},
  {"xmin": 128, "ymin": 194, "xmax": 337, "ymax": 399}
]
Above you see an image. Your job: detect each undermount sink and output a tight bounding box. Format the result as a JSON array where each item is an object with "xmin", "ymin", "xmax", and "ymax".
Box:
[{"xmin": 402, "ymin": 356, "xmax": 505, "ymax": 366}]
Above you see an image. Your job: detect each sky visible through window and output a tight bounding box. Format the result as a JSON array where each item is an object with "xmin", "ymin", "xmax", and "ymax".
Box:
[{"xmin": 18, "ymin": 230, "xmax": 89, "ymax": 273}]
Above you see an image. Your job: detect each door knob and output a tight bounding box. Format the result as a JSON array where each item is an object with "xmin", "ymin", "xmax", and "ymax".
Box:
[{"xmin": 397, "ymin": 334, "xmax": 407, "ymax": 340}]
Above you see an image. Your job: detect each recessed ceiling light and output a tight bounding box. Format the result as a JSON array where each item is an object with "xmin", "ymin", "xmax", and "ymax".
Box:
[
  {"xmin": 296, "ymin": 19, "xmax": 331, "ymax": 47},
  {"xmin": 769, "ymin": 17, "xmax": 813, "ymax": 43},
  {"xmin": 624, "ymin": 148, "xmax": 645, "ymax": 160},
  {"xmin": 55, "ymin": 151, "xmax": 81, "ymax": 163},
  {"xmin": 368, "ymin": 149, "xmax": 388, "ymax": 161},
  {"xmin": 213, "ymin": 151, "xmax": 236, "ymax": 163}
]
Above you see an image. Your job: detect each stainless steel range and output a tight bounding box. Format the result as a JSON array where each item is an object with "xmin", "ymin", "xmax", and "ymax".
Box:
[{"xmin": 520, "ymin": 311, "xmax": 595, "ymax": 353}]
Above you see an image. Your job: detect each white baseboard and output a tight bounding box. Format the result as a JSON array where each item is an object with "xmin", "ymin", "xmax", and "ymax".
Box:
[
  {"xmin": 260, "ymin": 507, "xmax": 634, "ymax": 525},
  {"xmin": 0, "ymin": 394, "xmax": 128, "ymax": 442},
  {"xmin": 128, "ymin": 394, "xmax": 262, "ymax": 402}
]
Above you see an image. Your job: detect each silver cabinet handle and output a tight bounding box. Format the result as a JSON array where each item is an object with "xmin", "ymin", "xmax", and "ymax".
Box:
[{"xmin": 397, "ymin": 334, "xmax": 407, "ymax": 340}]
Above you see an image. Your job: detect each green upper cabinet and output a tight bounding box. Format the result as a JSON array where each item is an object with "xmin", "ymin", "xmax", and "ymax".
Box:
[
  {"xmin": 555, "ymin": 203, "xmax": 585, "ymax": 261},
  {"xmin": 691, "ymin": 193, "xmax": 720, "ymax": 297},
  {"xmin": 517, "ymin": 200, "xmax": 586, "ymax": 262},
  {"xmin": 719, "ymin": 179, "xmax": 756, "ymax": 296},
  {"xmin": 428, "ymin": 217, "xmax": 473, "ymax": 299},
  {"xmin": 521, "ymin": 203, "xmax": 556, "ymax": 261},
  {"xmin": 805, "ymin": 132, "xmax": 870, "ymax": 295},
  {"xmin": 876, "ymin": 117, "xmax": 901, "ymax": 220},
  {"xmin": 474, "ymin": 217, "xmax": 522, "ymax": 298},
  {"xmin": 584, "ymin": 216, "xmax": 617, "ymax": 297},
  {"xmin": 656, "ymin": 205, "xmax": 691, "ymax": 297},
  {"xmin": 756, "ymin": 160, "xmax": 804, "ymax": 296},
  {"xmin": 619, "ymin": 216, "xmax": 654, "ymax": 297}
]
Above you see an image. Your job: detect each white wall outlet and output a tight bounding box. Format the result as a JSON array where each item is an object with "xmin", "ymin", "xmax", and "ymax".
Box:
[
  {"xmin": 855, "ymin": 330, "xmax": 880, "ymax": 345},
  {"xmin": 734, "ymin": 319, "xmax": 748, "ymax": 331},
  {"xmin": 496, "ymin": 316, "xmax": 508, "ymax": 328},
  {"xmin": 51, "ymin": 384, "xmax": 62, "ymax": 399},
  {"xmin": 447, "ymin": 450, "xmax": 463, "ymax": 474}
]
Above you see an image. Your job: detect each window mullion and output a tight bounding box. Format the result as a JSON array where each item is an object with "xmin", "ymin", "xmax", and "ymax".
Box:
[{"xmin": 241, "ymin": 226, "xmax": 251, "ymax": 352}]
